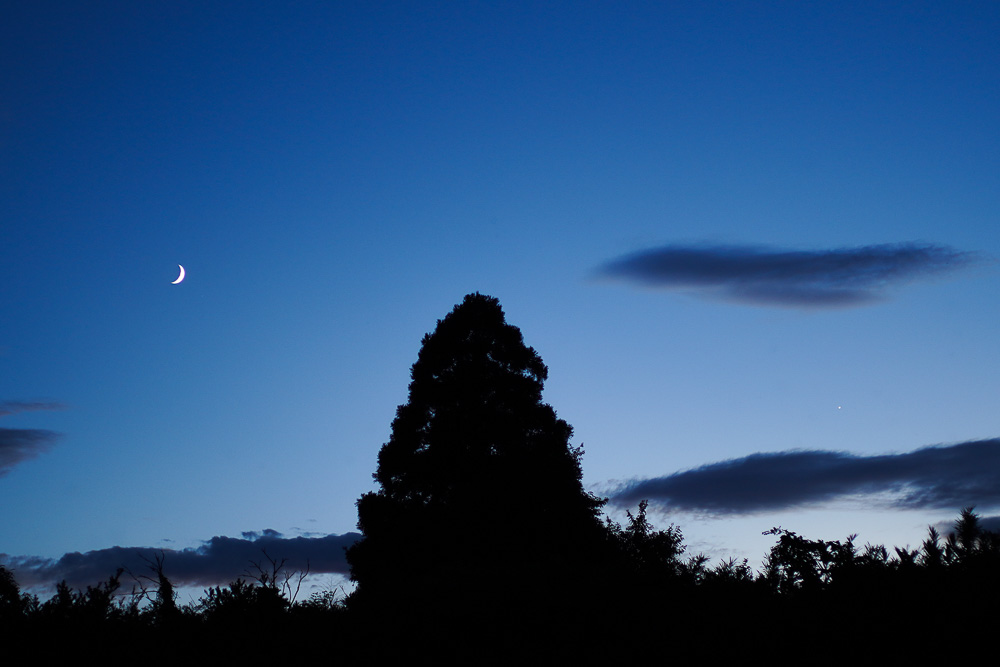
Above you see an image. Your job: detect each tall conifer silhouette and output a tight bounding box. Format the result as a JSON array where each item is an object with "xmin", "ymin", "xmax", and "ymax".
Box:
[{"xmin": 346, "ymin": 293, "xmax": 606, "ymax": 613}]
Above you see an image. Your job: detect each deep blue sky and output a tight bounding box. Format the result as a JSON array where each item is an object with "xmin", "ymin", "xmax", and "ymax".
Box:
[{"xmin": 3, "ymin": 1, "xmax": 998, "ymax": 591}]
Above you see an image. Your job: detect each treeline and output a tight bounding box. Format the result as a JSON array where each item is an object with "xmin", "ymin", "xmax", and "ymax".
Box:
[
  {"xmin": 0, "ymin": 553, "xmax": 352, "ymax": 660},
  {"xmin": 2, "ymin": 506, "xmax": 998, "ymax": 661}
]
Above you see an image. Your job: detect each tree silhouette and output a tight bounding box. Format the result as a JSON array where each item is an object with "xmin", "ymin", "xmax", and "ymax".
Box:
[
  {"xmin": 346, "ymin": 293, "xmax": 607, "ymax": 622},
  {"xmin": 605, "ymin": 499, "xmax": 697, "ymax": 582},
  {"xmin": 0, "ymin": 564, "xmax": 31, "ymax": 623}
]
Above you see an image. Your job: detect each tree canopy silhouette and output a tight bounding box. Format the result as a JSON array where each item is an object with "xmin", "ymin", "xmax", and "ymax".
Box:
[{"xmin": 346, "ymin": 293, "xmax": 607, "ymax": 616}]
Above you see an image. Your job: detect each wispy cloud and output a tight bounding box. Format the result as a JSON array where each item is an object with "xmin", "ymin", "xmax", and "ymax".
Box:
[
  {"xmin": 610, "ymin": 439, "xmax": 1000, "ymax": 514},
  {"xmin": 2, "ymin": 530, "xmax": 362, "ymax": 591},
  {"xmin": 0, "ymin": 401, "xmax": 66, "ymax": 417},
  {"xmin": 597, "ymin": 243, "xmax": 976, "ymax": 307},
  {"xmin": 0, "ymin": 400, "xmax": 65, "ymax": 475}
]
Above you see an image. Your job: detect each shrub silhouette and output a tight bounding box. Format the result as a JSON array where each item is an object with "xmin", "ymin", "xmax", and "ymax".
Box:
[
  {"xmin": 197, "ymin": 577, "xmax": 288, "ymax": 625},
  {"xmin": 604, "ymin": 499, "xmax": 708, "ymax": 585}
]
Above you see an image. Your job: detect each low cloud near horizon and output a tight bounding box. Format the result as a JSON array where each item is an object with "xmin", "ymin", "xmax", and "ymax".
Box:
[
  {"xmin": 0, "ymin": 400, "xmax": 65, "ymax": 476},
  {"xmin": 598, "ymin": 242, "xmax": 975, "ymax": 307},
  {"xmin": 2, "ymin": 530, "xmax": 362, "ymax": 592},
  {"xmin": 611, "ymin": 439, "xmax": 1000, "ymax": 515}
]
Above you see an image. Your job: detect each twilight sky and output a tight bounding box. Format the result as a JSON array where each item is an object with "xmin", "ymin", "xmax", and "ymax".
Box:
[{"xmin": 3, "ymin": 1, "xmax": 998, "ymax": 594}]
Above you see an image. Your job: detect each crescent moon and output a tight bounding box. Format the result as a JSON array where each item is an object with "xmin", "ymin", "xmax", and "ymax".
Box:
[{"xmin": 171, "ymin": 265, "xmax": 186, "ymax": 284}]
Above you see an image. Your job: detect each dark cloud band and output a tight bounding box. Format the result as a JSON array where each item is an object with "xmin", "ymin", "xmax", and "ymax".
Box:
[
  {"xmin": 598, "ymin": 243, "xmax": 975, "ymax": 307},
  {"xmin": 0, "ymin": 429, "xmax": 60, "ymax": 476},
  {"xmin": 0, "ymin": 400, "xmax": 65, "ymax": 475},
  {"xmin": 611, "ymin": 439, "xmax": 1000, "ymax": 514},
  {"xmin": 2, "ymin": 531, "xmax": 362, "ymax": 591}
]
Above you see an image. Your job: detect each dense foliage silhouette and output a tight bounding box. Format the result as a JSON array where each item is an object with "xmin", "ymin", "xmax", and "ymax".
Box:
[
  {"xmin": 345, "ymin": 293, "xmax": 611, "ymax": 651},
  {"xmin": 4, "ymin": 506, "xmax": 998, "ymax": 660}
]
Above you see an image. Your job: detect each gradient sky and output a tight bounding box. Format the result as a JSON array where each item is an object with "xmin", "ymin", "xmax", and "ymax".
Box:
[{"xmin": 3, "ymin": 1, "xmax": 998, "ymax": 594}]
